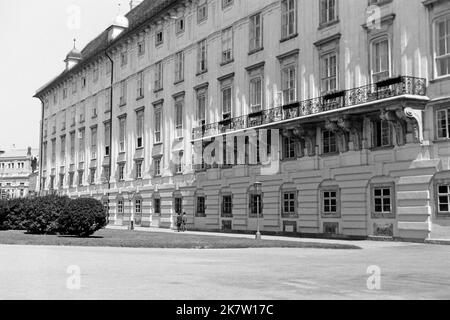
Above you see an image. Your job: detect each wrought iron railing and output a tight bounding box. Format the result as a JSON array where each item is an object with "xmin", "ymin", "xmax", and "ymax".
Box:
[{"xmin": 192, "ymin": 76, "xmax": 427, "ymax": 140}]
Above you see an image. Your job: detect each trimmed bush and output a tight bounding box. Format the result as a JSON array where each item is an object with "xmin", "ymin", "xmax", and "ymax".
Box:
[
  {"xmin": 22, "ymin": 195, "xmax": 71, "ymax": 235},
  {"xmin": 2, "ymin": 198, "xmax": 30, "ymax": 230},
  {"xmin": 58, "ymin": 198, "xmax": 107, "ymax": 237}
]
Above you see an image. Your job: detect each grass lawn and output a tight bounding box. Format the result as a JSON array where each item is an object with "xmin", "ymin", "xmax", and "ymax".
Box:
[{"xmin": 0, "ymin": 229, "xmax": 361, "ymax": 250}]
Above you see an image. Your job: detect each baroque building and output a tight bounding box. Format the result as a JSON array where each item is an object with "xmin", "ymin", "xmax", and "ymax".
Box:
[
  {"xmin": 35, "ymin": 0, "xmax": 450, "ymax": 240},
  {"xmin": 0, "ymin": 147, "xmax": 38, "ymax": 199}
]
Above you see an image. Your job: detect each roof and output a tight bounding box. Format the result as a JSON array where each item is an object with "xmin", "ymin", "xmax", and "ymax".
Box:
[
  {"xmin": 34, "ymin": 0, "xmax": 180, "ymax": 98},
  {"xmin": 0, "ymin": 149, "xmax": 39, "ymax": 160}
]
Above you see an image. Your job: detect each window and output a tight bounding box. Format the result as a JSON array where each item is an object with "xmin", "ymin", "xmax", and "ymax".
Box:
[
  {"xmin": 154, "ymin": 198, "xmax": 161, "ymax": 216},
  {"xmin": 437, "ymin": 108, "xmax": 450, "ymax": 140},
  {"xmin": 118, "ymin": 199, "xmax": 124, "ymax": 214},
  {"xmin": 154, "ymin": 61, "xmax": 163, "ymax": 91},
  {"xmin": 282, "ymin": 191, "xmax": 297, "ymax": 217},
  {"xmin": 281, "ymin": 0, "xmax": 297, "ymax": 39},
  {"xmin": 281, "ymin": 65, "xmax": 297, "ymax": 104},
  {"xmin": 175, "ymin": 197, "xmax": 183, "ymax": 214},
  {"xmin": 221, "ymin": 27, "xmax": 233, "ymax": 64},
  {"xmin": 373, "ymin": 119, "xmax": 392, "ymax": 147},
  {"xmin": 320, "ymin": 0, "xmax": 337, "ymax": 25},
  {"xmin": 91, "ymin": 127, "xmax": 97, "ymax": 159},
  {"xmin": 120, "ymin": 51, "xmax": 128, "ymax": 66},
  {"xmin": 137, "ymin": 40, "xmax": 145, "ymax": 56},
  {"xmin": 321, "ymin": 52, "xmax": 338, "ymax": 93},
  {"xmin": 81, "ymin": 77, "xmax": 86, "ymax": 89},
  {"xmin": 154, "ymin": 157, "xmax": 162, "ymax": 176},
  {"xmin": 93, "ymin": 65, "xmax": 99, "ymax": 82},
  {"xmin": 222, "ymin": 0, "xmax": 233, "ymax": 9},
  {"xmin": 90, "ymin": 168, "xmax": 96, "ymax": 184},
  {"xmin": 197, "ymin": 40, "xmax": 208, "ymax": 73},
  {"xmin": 176, "ymin": 151, "xmax": 183, "ymax": 174},
  {"xmin": 323, "ymin": 130, "xmax": 337, "ymax": 154},
  {"xmin": 249, "ymin": 76, "xmax": 263, "ymax": 112},
  {"xmin": 50, "ymin": 176, "xmax": 55, "ymax": 190},
  {"xmin": 103, "ymin": 166, "xmax": 110, "ymax": 181},
  {"xmin": 92, "ymin": 96, "xmax": 98, "ymax": 118},
  {"xmin": 222, "ymin": 195, "xmax": 233, "ymax": 217},
  {"xmin": 135, "ymin": 199, "xmax": 142, "ymax": 215},
  {"xmin": 53, "ymin": 93, "xmax": 57, "ymax": 105},
  {"xmin": 119, "ymin": 116, "xmax": 126, "ymax": 153},
  {"xmin": 283, "ymin": 137, "xmax": 296, "ymax": 159},
  {"xmin": 175, "ymin": 96, "xmax": 184, "ymax": 138},
  {"xmin": 221, "ymin": 82, "xmax": 233, "ymax": 119},
  {"xmin": 78, "ymin": 170, "xmax": 84, "ymax": 186},
  {"xmin": 176, "ymin": 17, "xmax": 185, "ymax": 34},
  {"xmin": 437, "ymin": 184, "xmax": 450, "ymax": 214},
  {"xmin": 249, "ymin": 194, "xmax": 263, "ymax": 217},
  {"xmin": 154, "ymin": 105, "xmax": 162, "ymax": 144},
  {"xmin": 196, "ymin": 88, "xmax": 207, "ymax": 126},
  {"xmin": 249, "ymin": 14, "xmax": 263, "ymax": 53},
  {"xmin": 51, "ymin": 139, "xmax": 56, "ymax": 165},
  {"xmin": 196, "ymin": 196, "xmax": 206, "ymax": 217},
  {"xmin": 322, "ymin": 188, "xmax": 339, "ymax": 216},
  {"xmin": 156, "ymin": 30, "xmax": 163, "ymax": 46},
  {"xmin": 175, "ymin": 51, "xmax": 184, "ymax": 83},
  {"xmin": 104, "ymin": 122, "xmax": 111, "ymax": 156},
  {"xmin": 136, "ymin": 110, "xmax": 144, "ymax": 148},
  {"xmin": 373, "ymin": 186, "xmax": 393, "ymax": 215},
  {"xmin": 372, "ymin": 38, "xmax": 390, "ymax": 83},
  {"xmin": 78, "ymin": 129, "xmax": 85, "ymax": 162},
  {"xmin": 118, "ymin": 164, "xmax": 125, "ymax": 181},
  {"xmin": 105, "ymin": 88, "xmax": 111, "ymax": 110},
  {"xmin": 60, "ymin": 135, "xmax": 66, "ymax": 160},
  {"xmin": 72, "ymin": 79, "xmax": 77, "ymax": 94},
  {"xmin": 63, "ymin": 88, "xmax": 68, "ymax": 99},
  {"xmin": 137, "ymin": 72, "xmax": 144, "ymax": 98},
  {"xmin": 69, "ymin": 132, "xmax": 75, "ymax": 163},
  {"xmin": 120, "ymin": 81, "xmax": 127, "ymax": 106},
  {"xmin": 136, "ymin": 161, "xmax": 143, "ymax": 179},
  {"xmin": 197, "ymin": 2, "xmax": 208, "ymax": 23},
  {"xmin": 435, "ymin": 15, "xmax": 450, "ymax": 77}
]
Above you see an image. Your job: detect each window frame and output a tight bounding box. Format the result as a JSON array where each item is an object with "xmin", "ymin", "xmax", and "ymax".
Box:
[
  {"xmin": 281, "ymin": 0, "xmax": 297, "ymax": 40},
  {"xmin": 197, "ymin": 39, "xmax": 208, "ymax": 74},
  {"xmin": 322, "ymin": 129, "xmax": 338, "ymax": 155},
  {"xmin": 136, "ymin": 109, "xmax": 144, "ymax": 149},
  {"xmin": 320, "ymin": 0, "xmax": 338, "ymax": 26},
  {"xmin": 371, "ymin": 36, "xmax": 391, "ymax": 83},
  {"xmin": 221, "ymin": 27, "xmax": 234, "ymax": 64},
  {"xmin": 282, "ymin": 190, "xmax": 298, "ymax": 218},
  {"xmin": 197, "ymin": 2, "xmax": 208, "ymax": 24},
  {"xmin": 321, "ymin": 50, "xmax": 338, "ymax": 93},
  {"xmin": 249, "ymin": 13, "xmax": 263, "ymax": 53},
  {"xmin": 436, "ymin": 107, "xmax": 450, "ymax": 140},
  {"xmin": 371, "ymin": 183, "xmax": 396, "ymax": 219},
  {"xmin": 433, "ymin": 14, "xmax": 450, "ymax": 79},
  {"xmin": 436, "ymin": 181, "xmax": 450, "ymax": 216},
  {"xmin": 320, "ymin": 186, "xmax": 341, "ymax": 218},
  {"xmin": 154, "ymin": 104, "xmax": 162, "ymax": 144}
]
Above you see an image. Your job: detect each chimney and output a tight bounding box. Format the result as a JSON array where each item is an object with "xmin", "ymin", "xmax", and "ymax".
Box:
[
  {"xmin": 129, "ymin": 0, "xmax": 143, "ymax": 11},
  {"xmin": 27, "ymin": 147, "xmax": 32, "ymax": 157}
]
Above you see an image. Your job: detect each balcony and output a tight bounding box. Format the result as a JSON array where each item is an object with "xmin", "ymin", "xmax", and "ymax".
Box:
[{"xmin": 192, "ymin": 76, "xmax": 427, "ymax": 140}]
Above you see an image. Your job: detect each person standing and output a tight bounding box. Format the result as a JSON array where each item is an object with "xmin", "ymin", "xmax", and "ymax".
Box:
[
  {"xmin": 176, "ymin": 212, "xmax": 182, "ymax": 232},
  {"xmin": 182, "ymin": 212, "xmax": 188, "ymax": 232}
]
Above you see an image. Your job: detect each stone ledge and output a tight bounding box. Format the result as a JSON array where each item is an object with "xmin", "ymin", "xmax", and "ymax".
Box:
[{"xmin": 425, "ymin": 239, "xmax": 450, "ymax": 245}]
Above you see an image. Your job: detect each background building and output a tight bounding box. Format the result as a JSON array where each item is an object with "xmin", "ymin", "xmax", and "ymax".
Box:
[
  {"xmin": 0, "ymin": 147, "xmax": 38, "ymax": 199},
  {"xmin": 35, "ymin": 0, "xmax": 450, "ymax": 240}
]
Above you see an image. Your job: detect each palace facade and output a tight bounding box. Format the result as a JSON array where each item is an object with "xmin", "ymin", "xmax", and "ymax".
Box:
[{"xmin": 35, "ymin": 0, "xmax": 450, "ymax": 240}]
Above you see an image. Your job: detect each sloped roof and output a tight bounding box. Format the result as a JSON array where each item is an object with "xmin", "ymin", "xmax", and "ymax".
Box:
[
  {"xmin": 0, "ymin": 149, "xmax": 39, "ymax": 159},
  {"xmin": 35, "ymin": 0, "xmax": 179, "ymax": 98}
]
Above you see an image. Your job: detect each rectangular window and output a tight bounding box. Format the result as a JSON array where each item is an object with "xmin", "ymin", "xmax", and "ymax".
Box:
[
  {"xmin": 70, "ymin": 132, "xmax": 75, "ymax": 163},
  {"xmin": 175, "ymin": 97, "xmax": 184, "ymax": 138},
  {"xmin": 437, "ymin": 108, "xmax": 450, "ymax": 140},
  {"xmin": 221, "ymin": 27, "xmax": 233, "ymax": 64},
  {"xmin": 154, "ymin": 61, "xmax": 163, "ymax": 91},
  {"xmin": 282, "ymin": 65, "xmax": 297, "ymax": 104},
  {"xmin": 373, "ymin": 119, "xmax": 392, "ymax": 147},
  {"xmin": 176, "ymin": 17, "xmax": 185, "ymax": 34},
  {"xmin": 78, "ymin": 171, "xmax": 84, "ymax": 186},
  {"xmin": 250, "ymin": 76, "xmax": 263, "ymax": 112},
  {"xmin": 92, "ymin": 95, "xmax": 98, "ymax": 118},
  {"xmin": 120, "ymin": 51, "xmax": 128, "ymax": 66},
  {"xmin": 438, "ymin": 184, "xmax": 450, "ymax": 214},
  {"xmin": 196, "ymin": 197, "xmax": 206, "ymax": 217},
  {"xmin": 196, "ymin": 88, "xmax": 207, "ymax": 126},
  {"xmin": 282, "ymin": 191, "xmax": 297, "ymax": 217},
  {"xmin": 321, "ymin": 52, "xmax": 338, "ymax": 93},
  {"xmin": 63, "ymin": 88, "xmax": 68, "ymax": 99},
  {"xmin": 175, "ymin": 197, "xmax": 183, "ymax": 214},
  {"xmin": 91, "ymin": 127, "xmax": 97, "ymax": 159},
  {"xmin": 322, "ymin": 189, "xmax": 338, "ymax": 215},
  {"xmin": 249, "ymin": 13, "xmax": 262, "ymax": 52},
  {"xmin": 51, "ymin": 139, "xmax": 56, "ymax": 165},
  {"xmin": 197, "ymin": 40, "xmax": 208, "ymax": 73},
  {"xmin": 221, "ymin": 85, "xmax": 232, "ymax": 119},
  {"xmin": 138, "ymin": 40, "xmax": 145, "ymax": 56},
  {"xmin": 222, "ymin": 195, "xmax": 233, "ymax": 217},
  {"xmin": 136, "ymin": 110, "xmax": 144, "ymax": 148},
  {"xmin": 250, "ymin": 194, "xmax": 263, "ymax": 217},
  {"xmin": 60, "ymin": 135, "xmax": 66, "ymax": 160},
  {"xmin": 154, "ymin": 105, "xmax": 162, "ymax": 144},
  {"xmin": 197, "ymin": 3, "xmax": 208, "ymax": 23},
  {"xmin": 93, "ymin": 65, "xmax": 99, "ymax": 82},
  {"xmin": 119, "ymin": 117, "xmax": 126, "ymax": 153},
  {"xmin": 118, "ymin": 200, "xmax": 124, "ymax": 214},
  {"xmin": 323, "ymin": 130, "xmax": 337, "ymax": 154},
  {"xmin": 156, "ymin": 30, "xmax": 163, "ymax": 46},
  {"xmin": 90, "ymin": 168, "xmax": 96, "ymax": 184},
  {"xmin": 372, "ymin": 38, "xmax": 390, "ymax": 83},
  {"xmin": 435, "ymin": 16, "xmax": 450, "ymax": 77},
  {"xmin": 120, "ymin": 80, "xmax": 127, "ymax": 106},
  {"xmin": 154, "ymin": 158, "xmax": 161, "ymax": 176},
  {"xmin": 137, "ymin": 72, "xmax": 144, "ymax": 98},
  {"xmin": 176, "ymin": 151, "xmax": 183, "ymax": 174},
  {"xmin": 283, "ymin": 137, "xmax": 296, "ymax": 159},
  {"xmin": 136, "ymin": 161, "xmax": 143, "ymax": 179},
  {"xmin": 104, "ymin": 122, "xmax": 111, "ymax": 156},
  {"xmin": 118, "ymin": 164, "xmax": 125, "ymax": 181},
  {"xmin": 78, "ymin": 129, "xmax": 85, "ymax": 162},
  {"xmin": 222, "ymin": 0, "xmax": 233, "ymax": 9},
  {"xmin": 320, "ymin": 0, "xmax": 337, "ymax": 25},
  {"xmin": 154, "ymin": 198, "xmax": 161, "ymax": 216},
  {"xmin": 373, "ymin": 187, "xmax": 392, "ymax": 214},
  {"xmin": 281, "ymin": 0, "xmax": 297, "ymax": 39},
  {"xmin": 175, "ymin": 51, "xmax": 184, "ymax": 83}
]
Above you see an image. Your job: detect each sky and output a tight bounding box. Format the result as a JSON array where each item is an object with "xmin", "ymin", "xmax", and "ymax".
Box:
[{"xmin": 0, "ymin": 0, "xmax": 126, "ymax": 150}]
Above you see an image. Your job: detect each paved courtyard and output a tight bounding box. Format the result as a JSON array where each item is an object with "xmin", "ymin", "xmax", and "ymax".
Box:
[{"xmin": 0, "ymin": 234, "xmax": 449, "ymax": 300}]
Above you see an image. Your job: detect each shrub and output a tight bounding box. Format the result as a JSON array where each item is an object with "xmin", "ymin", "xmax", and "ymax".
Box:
[
  {"xmin": 22, "ymin": 195, "xmax": 71, "ymax": 235},
  {"xmin": 58, "ymin": 198, "xmax": 107, "ymax": 237},
  {"xmin": 0, "ymin": 200, "xmax": 9, "ymax": 230},
  {"xmin": 2, "ymin": 198, "xmax": 30, "ymax": 230}
]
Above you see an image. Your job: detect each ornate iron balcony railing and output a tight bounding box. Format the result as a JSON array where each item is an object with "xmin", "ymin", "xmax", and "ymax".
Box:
[{"xmin": 192, "ymin": 76, "xmax": 427, "ymax": 140}]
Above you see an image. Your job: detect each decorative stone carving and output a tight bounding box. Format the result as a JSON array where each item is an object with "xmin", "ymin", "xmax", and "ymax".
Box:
[
  {"xmin": 404, "ymin": 107, "xmax": 424, "ymax": 143},
  {"xmin": 380, "ymin": 109, "xmax": 406, "ymax": 146}
]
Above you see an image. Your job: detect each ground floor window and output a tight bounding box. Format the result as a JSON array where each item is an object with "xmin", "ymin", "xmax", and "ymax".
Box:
[
  {"xmin": 321, "ymin": 187, "xmax": 340, "ymax": 217},
  {"xmin": 117, "ymin": 200, "xmax": 124, "ymax": 214},
  {"xmin": 77, "ymin": 171, "xmax": 83, "ymax": 187},
  {"xmin": 196, "ymin": 196, "xmax": 206, "ymax": 217},
  {"xmin": 174, "ymin": 197, "xmax": 182, "ymax": 214},
  {"xmin": 322, "ymin": 130, "xmax": 337, "ymax": 154},
  {"xmin": 249, "ymin": 194, "xmax": 263, "ymax": 218},
  {"xmin": 282, "ymin": 191, "xmax": 297, "ymax": 217},
  {"xmin": 90, "ymin": 168, "xmax": 96, "ymax": 184},
  {"xmin": 222, "ymin": 195, "xmax": 233, "ymax": 217},
  {"xmin": 373, "ymin": 186, "xmax": 393, "ymax": 216},
  {"xmin": 438, "ymin": 184, "xmax": 450, "ymax": 215},
  {"xmin": 154, "ymin": 198, "xmax": 161, "ymax": 216}
]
